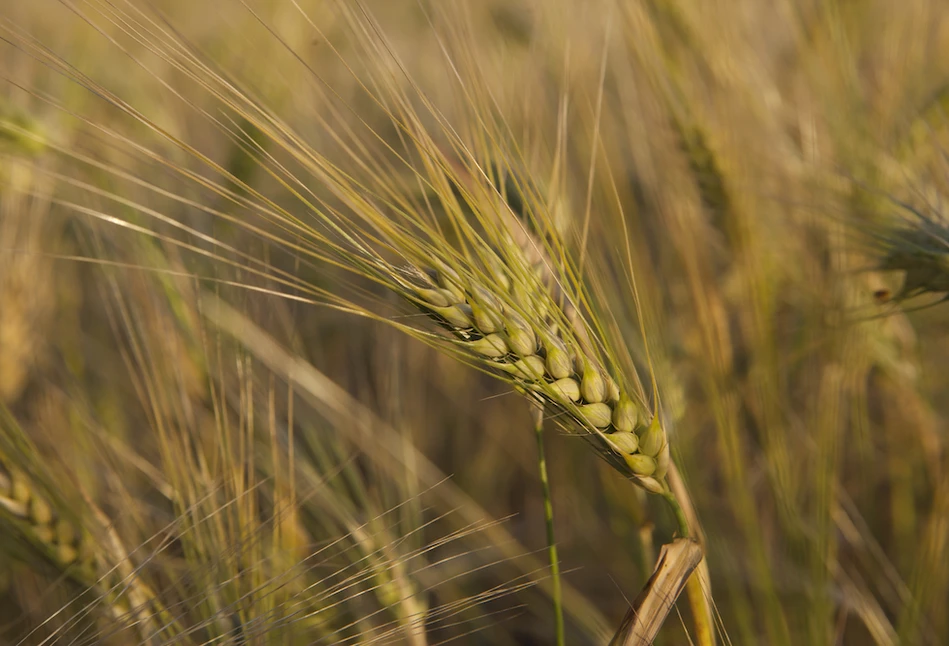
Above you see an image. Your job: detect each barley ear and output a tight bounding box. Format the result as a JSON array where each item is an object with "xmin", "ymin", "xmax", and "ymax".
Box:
[{"xmin": 402, "ymin": 257, "xmax": 675, "ymax": 495}]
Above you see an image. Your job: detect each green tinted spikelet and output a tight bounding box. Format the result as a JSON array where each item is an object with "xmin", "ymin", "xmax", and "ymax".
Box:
[
  {"xmin": 544, "ymin": 338, "xmax": 574, "ymax": 380},
  {"xmin": 414, "ymin": 287, "xmax": 452, "ymax": 308},
  {"xmin": 607, "ymin": 432, "xmax": 640, "ymax": 454},
  {"xmin": 505, "ymin": 312, "xmax": 537, "ymax": 356},
  {"xmin": 0, "ymin": 464, "xmax": 87, "ymax": 569},
  {"xmin": 470, "ymin": 334, "xmax": 510, "ymax": 358},
  {"xmin": 549, "ymin": 378, "xmax": 581, "ymax": 403},
  {"xmin": 579, "ymin": 403, "xmax": 613, "ymax": 428},
  {"xmin": 580, "ymin": 361, "xmax": 607, "ymax": 403},
  {"xmin": 431, "ymin": 304, "xmax": 474, "ymax": 329},
  {"xmin": 507, "ymin": 356, "xmax": 547, "ymax": 380},
  {"xmin": 624, "ymin": 454, "xmax": 657, "ymax": 477},
  {"xmin": 639, "ymin": 416, "xmax": 665, "ymax": 458},
  {"xmin": 612, "ymin": 398, "xmax": 639, "ymax": 433},
  {"xmin": 870, "ymin": 216, "xmax": 949, "ymax": 303},
  {"xmin": 405, "ymin": 258, "xmax": 673, "ymax": 492},
  {"xmin": 635, "ymin": 476, "xmax": 665, "ymax": 495}
]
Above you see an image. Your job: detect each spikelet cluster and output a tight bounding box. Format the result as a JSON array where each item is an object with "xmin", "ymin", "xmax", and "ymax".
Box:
[
  {"xmin": 401, "ymin": 254, "xmax": 671, "ymax": 494},
  {"xmin": 876, "ymin": 219, "xmax": 949, "ymax": 302},
  {"xmin": 0, "ymin": 457, "xmax": 89, "ymax": 571},
  {"xmin": 0, "ymin": 444, "xmax": 173, "ymax": 638}
]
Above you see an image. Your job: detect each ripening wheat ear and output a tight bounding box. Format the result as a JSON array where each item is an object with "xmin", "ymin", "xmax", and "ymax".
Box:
[
  {"xmin": 876, "ymin": 219, "xmax": 949, "ymax": 303},
  {"xmin": 0, "ymin": 411, "xmax": 180, "ymax": 642},
  {"xmin": 0, "ymin": 457, "xmax": 89, "ymax": 573},
  {"xmin": 857, "ymin": 195, "xmax": 949, "ymax": 307},
  {"xmin": 385, "ymin": 229, "xmax": 673, "ymax": 498}
]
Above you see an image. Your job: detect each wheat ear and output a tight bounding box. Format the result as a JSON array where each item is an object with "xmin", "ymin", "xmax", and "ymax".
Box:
[
  {"xmin": 0, "ymin": 459, "xmax": 89, "ymax": 573},
  {"xmin": 0, "ymin": 423, "xmax": 177, "ymax": 642},
  {"xmin": 392, "ymin": 253, "xmax": 672, "ymax": 496},
  {"xmin": 876, "ymin": 219, "xmax": 949, "ymax": 302}
]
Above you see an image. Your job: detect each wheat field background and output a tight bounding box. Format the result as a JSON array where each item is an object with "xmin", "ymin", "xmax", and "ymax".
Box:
[{"xmin": 2, "ymin": 0, "xmax": 949, "ymax": 644}]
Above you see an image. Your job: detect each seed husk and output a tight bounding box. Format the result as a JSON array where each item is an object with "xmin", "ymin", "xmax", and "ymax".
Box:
[
  {"xmin": 486, "ymin": 256, "xmax": 513, "ymax": 292},
  {"xmin": 56, "ymin": 543, "xmax": 78, "ymax": 566},
  {"xmin": 639, "ymin": 416, "xmax": 665, "ymax": 457},
  {"xmin": 471, "ymin": 301, "xmax": 502, "ymax": 333},
  {"xmin": 549, "ymin": 377, "xmax": 581, "ymax": 402},
  {"xmin": 55, "ymin": 518, "xmax": 76, "ymax": 545},
  {"xmin": 654, "ymin": 442, "xmax": 671, "ymax": 479},
  {"xmin": 431, "ymin": 304, "xmax": 474, "ymax": 329},
  {"xmin": 506, "ymin": 355, "xmax": 546, "ymax": 380},
  {"xmin": 607, "ymin": 431, "xmax": 640, "ymax": 454},
  {"xmin": 435, "ymin": 266, "xmax": 466, "ymax": 302},
  {"xmin": 11, "ymin": 471, "xmax": 30, "ymax": 504},
  {"xmin": 579, "ymin": 402, "xmax": 613, "ymax": 428},
  {"xmin": 606, "ymin": 376, "xmax": 621, "ymax": 403},
  {"xmin": 437, "ymin": 287, "xmax": 463, "ymax": 305},
  {"xmin": 624, "ymin": 453, "xmax": 657, "ymax": 476},
  {"xmin": 470, "ymin": 334, "xmax": 509, "ymax": 358},
  {"xmin": 545, "ymin": 342, "xmax": 573, "ymax": 379},
  {"xmin": 470, "ymin": 287, "xmax": 503, "ymax": 332},
  {"xmin": 29, "ymin": 496, "xmax": 53, "ymax": 525},
  {"xmin": 580, "ymin": 362, "xmax": 606, "ymax": 403},
  {"xmin": 636, "ymin": 476, "xmax": 665, "ymax": 494},
  {"xmin": 414, "ymin": 287, "xmax": 451, "ymax": 308},
  {"xmin": 511, "ymin": 283, "xmax": 534, "ymax": 314},
  {"xmin": 505, "ymin": 313, "xmax": 537, "ymax": 356},
  {"xmin": 612, "ymin": 397, "xmax": 639, "ymax": 432}
]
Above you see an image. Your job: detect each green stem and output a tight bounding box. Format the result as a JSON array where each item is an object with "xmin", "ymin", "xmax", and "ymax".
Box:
[
  {"xmin": 533, "ymin": 409, "xmax": 564, "ymax": 646},
  {"xmin": 661, "ymin": 489, "xmax": 691, "ymax": 539}
]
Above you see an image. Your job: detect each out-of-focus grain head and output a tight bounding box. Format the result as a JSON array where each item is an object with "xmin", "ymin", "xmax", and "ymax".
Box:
[
  {"xmin": 871, "ymin": 212, "xmax": 949, "ymax": 304},
  {"xmin": 0, "ymin": 106, "xmax": 55, "ymax": 405}
]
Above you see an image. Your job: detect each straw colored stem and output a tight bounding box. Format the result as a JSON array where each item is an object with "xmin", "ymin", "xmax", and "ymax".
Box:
[
  {"xmin": 609, "ymin": 538, "xmax": 704, "ymax": 646},
  {"xmin": 667, "ymin": 463, "xmax": 716, "ymax": 646}
]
